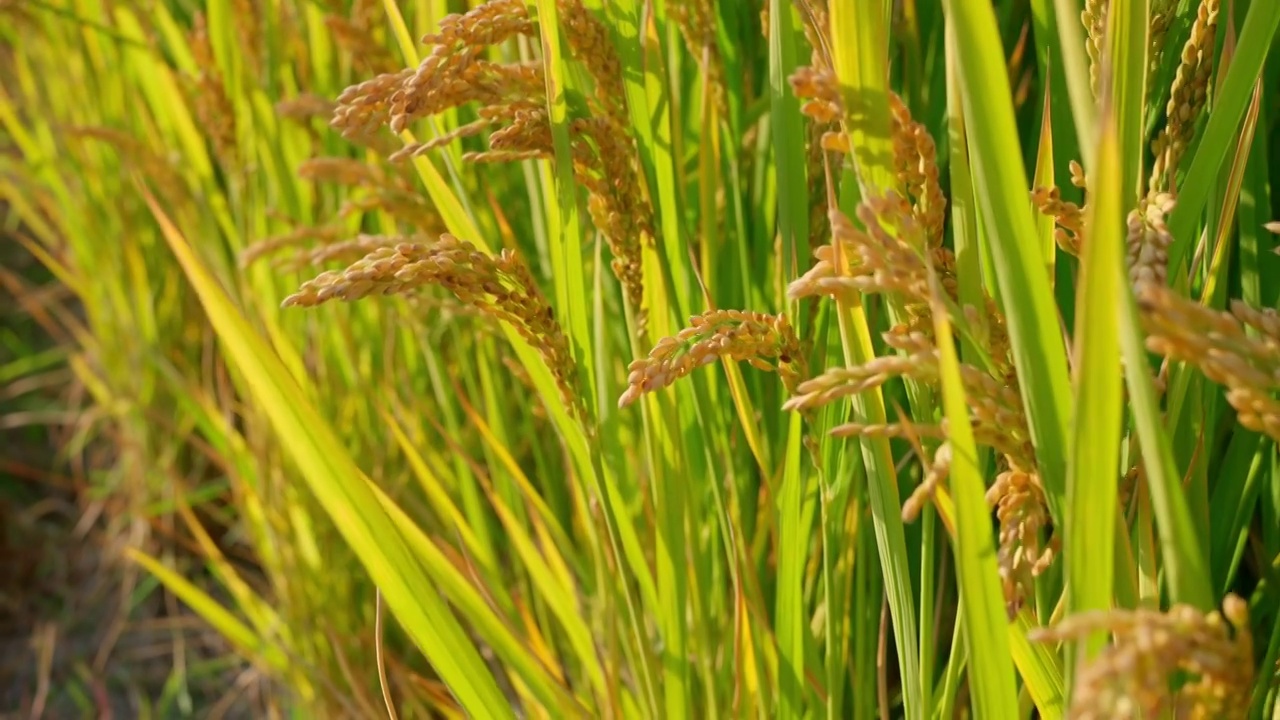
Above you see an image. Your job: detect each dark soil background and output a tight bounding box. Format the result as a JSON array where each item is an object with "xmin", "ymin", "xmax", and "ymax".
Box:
[{"xmin": 1, "ymin": 227, "xmax": 262, "ymax": 719}]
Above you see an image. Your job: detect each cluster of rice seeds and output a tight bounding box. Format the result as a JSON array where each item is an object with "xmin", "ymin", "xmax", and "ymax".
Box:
[
  {"xmin": 790, "ymin": 195, "xmax": 964, "ymax": 348},
  {"xmin": 1030, "ymin": 595, "xmax": 1254, "ymax": 719},
  {"xmin": 784, "ymin": 328, "xmax": 939, "ymax": 413},
  {"xmin": 389, "ymin": 57, "xmax": 545, "ymax": 136},
  {"xmin": 901, "ymin": 441, "xmax": 951, "ymax": 523},
  {"xmin": 1125, "ymin": 192, "xmax": 1176, "ymax": 288},
  {"xmin": 617, "ymin": 310, "xmax": 807, "ymax": 409},
  {"xmin": 571, "ymin": 119, "xmax": 650, "ymax": 314},
  {"xmin": 805, "ymin": 118, "xmax": 835, "ymax": 247},
  {"xmin": 1081, "ymin": 0, "xmax": 1109, "ymax": 96},
  {"xmin": 328, "ymin": 0, "xmax": 652, "ymax": 325},
  {"xmin": 788, "ymin": 198, "xmax": 931, "ymax": 305},
  {"xmin": 1148, "ymin": 0, "xmax": 1178, "ymax": 96},
  {"xmin": 987, "ymin": 469, "xmax": 1055, "ymax": 618},
  {"xmin": 559, "ymin": 0, "xmax": 630, "ymax": 129},
  {"xmin": 1031, "ymin": 160, "xmax": 1088, "ymax": 256},
  {"xmin": 789, "ymin": 2, "xmax": 836, "ymax": 249},
  {"xmin": 330, "ymin": 69, "xmax": 417, "ymax": 141},
  {"xmin": 790, "ymin": 66, "xmax": 844, "ymax": 128},
  {"xmin": 185, "ymin": 13, "xmax": 238, "ymax": 166},
  {"xmin": 283, "ymin": 234, "xmax": 587, "ymax": 423},
  {"xmin": 887, "ymin": 93, "xmax": 947, "ymax": 247},
  {"xmin": 1139, "ymin": 284, "xmax": 1280, "ymax": 442},
  {"xmin": 1150, "ymin": 0, "xmax": 1220, "ymax": 195},
  {"xmin": 788, "ymin": 62, "xmax": 946, "ymax": 248}
]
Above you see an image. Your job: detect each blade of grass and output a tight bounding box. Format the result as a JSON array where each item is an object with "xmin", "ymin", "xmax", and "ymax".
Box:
[
  {"xmin": 1032, "ymin": 83, "xmax": 1057, "ymax": 286},
  {"xmin": 1166, "ymin": 0, "xmax": 1280, "ymax": 275},
  {"xmin": 1050, "ymin": 0, "xmax": 1099, "ymax": 162},
  {"xmin": 126, "ymin": 549, "xmax": 290, "ymax": 673},
  {"xmin": 769, "ymin": 0, "xmax": 810, "ymax": 313},
  {"xmin": 531, "ymin": 0, "xmax": 596, "ymax": 421},
  {"xmin": 775, "ymin": 411, "xmax": 814, "ymax": 718},
  {"xmin": 1065, "ymin": 84, "xmax": 1125, "ymax": 665},
  {"xmin": 927, "ymin": 266, "xmax": 1018, "ymax": 719},
  {"xmin": 1122, "ymin": 293, "xmax": 1214, "ymax": 608},
  {"xmin": 941, "ymin": 0, "xmax": 1073, "ymax": 522},
  {"xmin": 143, "ymin": 186, "xmax": 516, "ymax": 718},
  {"xmin": 827, "ymin": 6, "xmax": 923, "ymax": 717}
]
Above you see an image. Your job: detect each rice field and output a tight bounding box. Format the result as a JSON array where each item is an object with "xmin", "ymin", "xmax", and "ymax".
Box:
[{"xmin": 3, "ymin": 0, "xmax": 1280, "ymax": 717}]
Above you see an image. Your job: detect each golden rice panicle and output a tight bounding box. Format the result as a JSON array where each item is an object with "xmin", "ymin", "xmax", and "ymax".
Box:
[
  {"xmin": 330, "ymin": 0, "xmax": 651, "ymax": 322},
  {"xmin": 1150, "ymin": 0, "xmax": 1220, "ymax": 195},
  {"xmin": 618, "ymin": 311, "xmax": 806, "ymax": 408},
  {"xmin": 466, "ymin": 109, "xmax": 651, "ymax": 321},
  {"xmin": 560, "ymin": 0, "xmax": 630, "ymax": 128},
  {"xmin": 1148, "ymin": 0, "xmax": 1178, "ymax": 92},
  {"xmin": 390, "ymin": 58, "xmax": 544, "ymax": 135},
  {"xmin": 283, "ymin": 235, "xmax": 586, "ymax": 422},
  {"xmin": 331, "ymin": 0, "xmax": 539, "ymax": 140},
  {"xmin": 788, "ymin": 197, "xmax": 931, "ymax": 304},
  {"xmin": 811, "ymin": 328, "xmax": 1034, "ymax": 475},
  {"xmin": 788, "ymin": 6, "xmax": 836, "ymax": 238},
  {"xmin": 1031, "ymin": 160, "xmax": 1088, "ymax": 256},
  {"xmin": 424, "ymin": 0, "xmax": 535, "ymax": 50},
  {"xmin": 789, "ymin": 63, "xmax": 848, "ymax": 165},
  {"xmin": 888, "ymin": 93, "xmax": 947, "ymax": 247},
  {"xmin": 1126, "ymin": 192, "xmax": 1176, "ymax": 288},
  {"xmin": 330, "ymin": 69, "xmax": 416, "ymax": 141},
  {"xmin": 900, "ymin": 442, "xmax": 950, "ymax": 522},
  {"xmin": 987, "ymin": 468, "xmax": 1054, "ymax": 618},
  {"xmin": 1139, "ymin": 284, "xmax": 1280, "ymax": 441},
  {"xmin": 790, "ymin": 192, "xmax": 967, "ymax": 345},
  {"xmin": 1030, "ymin": 595, "xmax": 1254, "ymax": 719},
  {"xmin": 784, "ymin": 329, "xmax": 937, "ymax": 413},
  {"xmin": 573, "ymin": 118, "xmax": 649, "ymax": 319},
  {"xmin": 1081, "ymin": 0, "xmax": 1109, "ymax": 96},
  {"xmin": 792, "ymin": 327, "xmax": 1046, "ymax": 580},
  {"xmin": 281, "ymin": 244, "xmax": 431, "ymax": 306},
  {"xmin": 805, "ymin": 117, "xmax": 834, "ymax": 247},
  {"xmin": 959, "ymin": 362, "xmax": 1035, "ymax": 468},
  {"xmin": 789, "ymin": 65, "xmax": 843, "ymax": 126}
]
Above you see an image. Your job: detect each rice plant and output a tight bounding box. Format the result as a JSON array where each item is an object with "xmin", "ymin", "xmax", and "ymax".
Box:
[{"xmin": 3, "ymin": 0, "xmax": 1280, "ymax": 717}]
